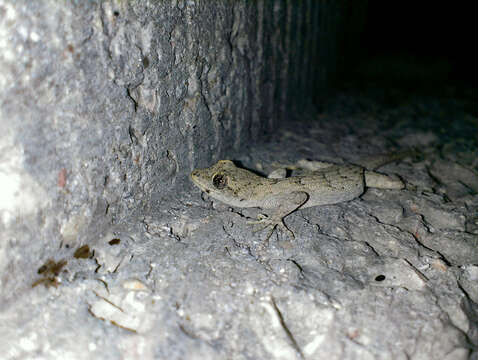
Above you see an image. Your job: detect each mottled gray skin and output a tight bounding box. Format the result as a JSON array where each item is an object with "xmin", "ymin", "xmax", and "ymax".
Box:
[
  {"xmin": 190, "ymin": 156, "xmax": 408, "ymax": 240},
  {"xmin": 190, "ymin": 160, "xmax": 365, "ymax": 209}
]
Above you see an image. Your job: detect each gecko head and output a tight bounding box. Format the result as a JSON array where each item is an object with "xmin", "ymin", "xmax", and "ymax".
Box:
[{"xmin": 190, "ymin": 160, "xmax": 244, "ymax": 200}]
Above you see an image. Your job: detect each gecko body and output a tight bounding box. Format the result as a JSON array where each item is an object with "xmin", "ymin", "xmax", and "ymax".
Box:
[{"xmin": 190, "ymin": 152, "xmax": 413, "ymax": 240}]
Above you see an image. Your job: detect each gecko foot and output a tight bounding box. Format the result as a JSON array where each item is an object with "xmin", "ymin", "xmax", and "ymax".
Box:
[{"xmin": 247, "ymin": 215, "xmax": 295, "ymax": 241}]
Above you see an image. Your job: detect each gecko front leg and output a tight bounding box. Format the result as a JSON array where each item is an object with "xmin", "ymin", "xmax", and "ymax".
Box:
[{"xmin": 248, "ymin": 191, "xmax": 309, "ymax": 241}]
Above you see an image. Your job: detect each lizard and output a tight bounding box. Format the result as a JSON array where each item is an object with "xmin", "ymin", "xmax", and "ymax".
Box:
[{"xmin": 190, "ymin": 151, "xmax": 415, "ymax": 241}]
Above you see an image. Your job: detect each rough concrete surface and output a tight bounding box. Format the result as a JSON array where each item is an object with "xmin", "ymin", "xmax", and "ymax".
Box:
[
  {"xmin": 1, "ymin": 1, "xmax": 478, "ymax": 360},
  {"xmin": 0, "ymin": 0, "xmax": 343, "ymax": 305},
  {"xmin": 2, "ymin": 89, "xmax": 478, "ymax": 359}
]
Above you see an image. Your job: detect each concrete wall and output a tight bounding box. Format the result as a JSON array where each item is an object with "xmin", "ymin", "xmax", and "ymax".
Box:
[{"xmin": 0, "ymin": 0, "xmax": 350, "ymax": 298}]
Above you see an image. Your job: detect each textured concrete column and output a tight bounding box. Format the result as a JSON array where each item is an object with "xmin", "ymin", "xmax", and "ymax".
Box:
[{"xmin": 0, "ymin": 0, "xmax": 347, "ymax": 291}]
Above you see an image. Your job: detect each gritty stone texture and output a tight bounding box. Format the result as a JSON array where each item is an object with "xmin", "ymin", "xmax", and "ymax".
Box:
[
  {"xmin": 1, "ymin": 87, "xmax": 477, "ymax": 359},
  {"xmin": 2, "ymin": 1, "xmax": 478, "ymax": 360},
  {"xmin": 0, "ymin": 0, "xmax": 344, "ymax": 303}
]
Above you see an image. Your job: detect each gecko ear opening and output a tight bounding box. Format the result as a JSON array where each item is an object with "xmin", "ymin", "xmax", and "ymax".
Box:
[{"xmin": 212, "ymin": 173, "xmax": 228, "ymax": 189}]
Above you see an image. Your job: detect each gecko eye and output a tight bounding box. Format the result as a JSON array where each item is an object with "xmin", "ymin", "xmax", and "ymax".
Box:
[{"xmin": 212, "ymin": 173, "xmax": 228, "ymax": 190}]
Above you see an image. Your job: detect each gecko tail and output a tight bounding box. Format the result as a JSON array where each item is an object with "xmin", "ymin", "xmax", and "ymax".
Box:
[{"xmin": 355, "ymin": 148, "xmax": 420, "ymax": 170}]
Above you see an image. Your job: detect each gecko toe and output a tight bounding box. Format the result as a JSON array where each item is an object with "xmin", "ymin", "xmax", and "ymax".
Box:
[
  {"xmin": 247, "ymin": 216, "xmax": 295, "ymax": 241},
  {"xmin": 276, "ymin": 221, "xmax": 295, "ymax": 239}
]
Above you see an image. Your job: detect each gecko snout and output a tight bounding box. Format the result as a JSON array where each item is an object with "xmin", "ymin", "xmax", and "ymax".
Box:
[{"xmin": 190, "ymin": 169, "xmax": 201, "ymax": 178}]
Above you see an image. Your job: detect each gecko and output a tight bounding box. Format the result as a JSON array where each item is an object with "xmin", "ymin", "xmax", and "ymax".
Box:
[{"xmin": 190, "ymin": 151, "xmax": 415, "ymax": 241}]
